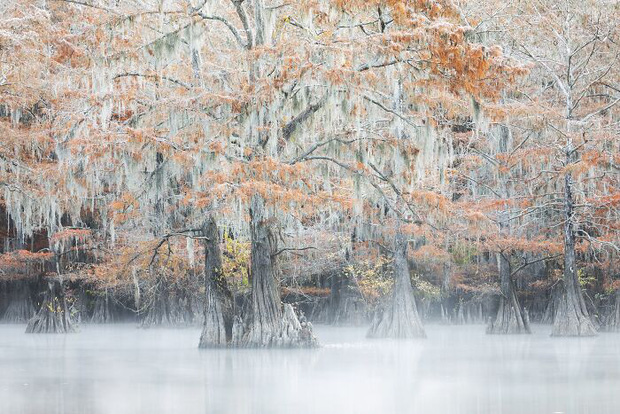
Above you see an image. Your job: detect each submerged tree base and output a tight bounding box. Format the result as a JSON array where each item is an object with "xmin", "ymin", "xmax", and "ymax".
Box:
[
  {"xmin": 551, "ymin": 293, "xmax": 597, "ymax": 337},
  {"xmin": 368, "ymin": 304, "xmax": 426, "ymax": 338},
  {"xmin": 487, "ymin": 296, "xmax": 531, "ymax": 335},
  {"xmin": 199, "ymin": 203, "xmax": 319, "ymax": 349},
  {"xmin": 90, "ymin": 289, "xmax": 114, "ymax": 324},
  {"xmin": 198, "ymin": 279, "xmax": 232, "ymax": 348},
  {"xmin": 200, "ymin": 302, "xmax": 318, "ymax": 349},
  {"xmin": 551, "ymin": 283, "xmax": 597, "ymax": 337},
  {"xmin": 367, "ymin": 233, "xmax": 425, "ymax": 339},
  {"xmin": 486, "ymin": 249, "xmax": 531, "ymax": 335},
  {"xmin": 198, "ymin": 216, "xmax": 233, "ymax": 348},
  {"xmin": 232, "ymin": 196, "xmax": 318, "ymax": 348},
  {"xmin": 26, "ymin": 281, "xmax": 76, "ymax": 334},
  {"xmin": 232, "ymin": 304, "xmax": 318, "ymax": 348}
]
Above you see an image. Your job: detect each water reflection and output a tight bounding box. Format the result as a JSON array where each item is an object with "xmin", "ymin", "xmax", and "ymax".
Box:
[{"xmin": 0, "ymin": 324, "xmax": 619, "ymax": 414}]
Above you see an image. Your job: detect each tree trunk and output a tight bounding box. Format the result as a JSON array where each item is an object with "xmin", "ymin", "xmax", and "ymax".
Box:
[
  {"xmin": 440, "ymin": 303, "xmax": 450, "ymax": 324},
  {"xmin": 456, "ymin": 302, "xmax": 466, "ymax": 324},
  {"xmin": 91, "ymin": 288, "xmax": 114, "ymax": 324},
  {"xmin": 367, "ymin": 233, "xmax": 425, "ymax": 338},
  {"xmin": 551, "ymin": 171, "xmax": 597, "ymax": 336},
  {"xmin": 439, "ymin": 262, "xmax": 453, "ymax": 323},
  {"xmin": 233, "ymin": 195, "xmax": 317, "ymax": 347},
  {"xmin": 199, "ymin": 216, "xmax": 234, "ymax": 348},
  {"xmin": 73, "ymin": 284, "xmax": 89, "ymax": 324},
  {"xmin": 132, "ymin": 268, "xmax": 141, "ymax": 318},
  {"xmin": 542, "ymin": 282, "xmax": 562, "ymax": 324},
  {"xmin": 487, "ymin": 253, "xmax": 531, "ymax": 334},
  {"xmin": 26, "ymin": 279, "xmax": 76, "ymax": 333},
  {"xmin": 603, "ymin": 290, "xmax": 620, "ymax": 332},
  {"xmin": 1, "ymin": 281, "xmax": 35, "ymax": 323}
]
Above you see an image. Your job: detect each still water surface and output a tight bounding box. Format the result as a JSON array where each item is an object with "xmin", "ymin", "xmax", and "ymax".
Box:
[{"xmin": 1, "ymin": 324, "xmax": 620, "ymax": 414}]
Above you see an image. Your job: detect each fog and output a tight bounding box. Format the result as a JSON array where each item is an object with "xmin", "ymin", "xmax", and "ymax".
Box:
[{"xmin": 1, "ymin": 324, "xmax": 619, "ymax": 414}]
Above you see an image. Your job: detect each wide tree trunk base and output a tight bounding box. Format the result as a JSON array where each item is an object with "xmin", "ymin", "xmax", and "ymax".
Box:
[
  {"xmin": 90, "ymin": 291, "xmax": 114, "ymax": 324},
  {"xmin": 26, "ymin": 282, "xmax": 76, "ymax": 334},
  {"xmin": 368, "ymin": 233, "xmax": 425, "ymax": 339},
  {"xmin": 367, "ymin": 285, "xmax": 426, "ymax": 339},
  {"xmin": 551, "ymin": 292, "xmax": 597, "ymax": 337},
  {"xmin": 199, "ymin": 288, "xmax": 232, "ymax": 348},
  {"xmin": 487, "ymin": 296, "xmax": 531, "ymax": 334},
  {"xmin": 232, "ymin": 304, "xmax": 318, "ymax": 348},
  {"xmin": 199, "ymin": 312, "xmax": 228, "ymax": 348},
  {"xmin": 198, "ymin": 216, "xmax": 234, "ymax": 348},
  {"xmin": 225, "ymin": 195, "xmax": 318, "ymax": 348},
  {"xmin": 367, "ymin": 304, "xmax": 426, "ymax": 339},
  {"xmin": 330, "ymin": 295, "xmax": 368, "ymax": 326}
]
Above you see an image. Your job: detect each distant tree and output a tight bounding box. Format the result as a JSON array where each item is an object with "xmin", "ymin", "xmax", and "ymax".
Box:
[{"xmin": 465, "ymin": 0, "xmax": 620, "ymax": 336}]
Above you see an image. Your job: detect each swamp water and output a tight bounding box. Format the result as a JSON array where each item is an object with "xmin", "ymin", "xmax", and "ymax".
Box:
[{"xmin": 1, "ymin": 324, "xmax": 620, "ymax": 414}]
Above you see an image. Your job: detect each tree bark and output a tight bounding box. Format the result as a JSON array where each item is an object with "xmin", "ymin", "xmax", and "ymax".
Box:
[
  {"xmin": 551, "ymin": 171, "xmax": 597, "ymax": 336},
  {"xmin": 487, "ymin": 253, "xmax": 531, "ymax": 334},
  {"xmin": 439, "ymin": 262, "xmax": 453, "ymax": 324},
  {"xmin": 199, "ymin": 216, "xmax": 234, "ymax": 348},
  {"xmin": 26, "ymin": 279, "xmax": 76, "ymax": 333},
  {"xmin": 604, "ymin": 290, "xmax": 620, "ymax": 332},
  {"xmin": 367, "ymin": 233, "xmax": 426, "ymax": 338},
  {"xmin": 233, "ymin": 195, "xmax": 318, "ymax": 347}
]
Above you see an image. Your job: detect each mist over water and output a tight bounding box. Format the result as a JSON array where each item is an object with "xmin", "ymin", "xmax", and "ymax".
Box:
[{"xmin": 1, "ymin": 324, "xmax": 619, "ymax": 414}]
